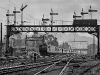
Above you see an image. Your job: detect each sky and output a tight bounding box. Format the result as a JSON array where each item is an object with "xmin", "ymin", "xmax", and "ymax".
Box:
[{"xmin": 0, "ymin": 0, "xmax": 100, "ymax": 39}]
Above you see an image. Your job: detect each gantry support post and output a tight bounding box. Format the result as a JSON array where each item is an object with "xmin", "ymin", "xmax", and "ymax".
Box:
[
  {"xmin": 97, "ymin": 26, "xmax": 100, "ymax": 59},
  {"xmin": 5, "ymin": 26, "xmax": 10, "ymax": 57},
  {"xmin": 0, "ymin": 23, "xmax": 2, "ymax": 57}
]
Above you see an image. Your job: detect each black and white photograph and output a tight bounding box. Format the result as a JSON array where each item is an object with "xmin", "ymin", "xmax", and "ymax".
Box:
[{"xmin": 0, "ymin": 0, "xmax": 100, "ymax": 75}]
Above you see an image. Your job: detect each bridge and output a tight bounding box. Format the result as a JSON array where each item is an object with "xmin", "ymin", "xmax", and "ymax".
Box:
[{"xmin": 5, "ymin": 19, "xmax": 99, "ymax": 56}]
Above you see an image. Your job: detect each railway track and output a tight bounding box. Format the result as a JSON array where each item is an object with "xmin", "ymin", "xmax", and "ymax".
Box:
[
  {"xmin": 0, "ymin": 60, "xmax": 60, "ymax": 75},
  {"xmin": 34, "ymin": 60, "xmax": 63, "ymax": 75},
  {"xmin": 34, "ymin": 55, "xmax": 75, "ymax": 75},
  {"xmin": 78, "ymin": 61, "xmax": 100, "ymax": 75},
  {"xmin": 0, "ymin": 54, "xmax": 71, "ymax": 75},
  {"xmin": 62, "ymin": 59, "xmax": 100, "ymax": 75}
]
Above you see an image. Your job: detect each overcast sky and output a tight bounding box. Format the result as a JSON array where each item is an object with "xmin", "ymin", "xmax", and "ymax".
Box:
[
  {"xmin": 0, "ymin": 0, "xmax": 100, "ymax": 38},
  {"xmin": 0, "ymin": 0, "xmax": 100, "ymax": 22}
]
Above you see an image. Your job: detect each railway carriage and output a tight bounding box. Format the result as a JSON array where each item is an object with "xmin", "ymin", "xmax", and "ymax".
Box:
[
  {"xmin": 39, "ymin": 43, "xmax": 49, "ymax": 56},
  {"xmin": 39, "ymin": 43, "xmax": 69, "ymax": 56}
]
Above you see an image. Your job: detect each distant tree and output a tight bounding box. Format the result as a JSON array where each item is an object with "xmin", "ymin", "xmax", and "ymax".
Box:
[
  {"xmin": 59, "ymin": 42, "xmax": 70, "ymax": 50},
  {"xmin": 46, "ymin": 35, "xmax": 58, "ymax": 46}
]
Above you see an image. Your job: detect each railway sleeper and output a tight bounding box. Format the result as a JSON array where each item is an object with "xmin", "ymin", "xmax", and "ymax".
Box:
[
  {"xmin": 0, "ymin": 60, "xmax": 60, "ymax": 74},
  {"xmin": 40, "ymin": 70, "xmax": 47, "ymax": 74},
  {"xmin": 62, "ymin": 60, "xmax": 68, "ymax": 63},
  {"xmin": 56, "ymin": 62, "xmax": 66, "ymax": 66},
  {"xmin": 72, "ymin": 64, "xmax": 80, "ymax": 68},
  {"xmin": 67, "ymin": 69, "xmax": 74, "ymax": 73}
]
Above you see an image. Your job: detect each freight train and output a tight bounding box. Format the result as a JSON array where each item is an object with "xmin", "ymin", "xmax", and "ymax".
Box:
[{"xmin": 39, "ymin": 43, "xmax": 71, "ymax": 56}]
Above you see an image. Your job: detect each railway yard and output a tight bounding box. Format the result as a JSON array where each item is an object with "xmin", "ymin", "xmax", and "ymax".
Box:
[
  {"xmin": 0, "ymin": 1, "xmax": 99, "ymax": 75},
  {"xmin": 0, "ymin": 54, "xmax": 99, "ymax": 75}
]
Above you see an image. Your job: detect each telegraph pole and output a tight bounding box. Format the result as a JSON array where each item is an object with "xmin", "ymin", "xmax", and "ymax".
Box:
[
  {"xmin": 73, "ymin": 11, "xmax": 81, "ymax": 20},
  {"xmin": 7, "ymin": 10, "xmax": 10, "ymax": 25},
  {"xmin": 74, "ymin": 11, "xmax": 76, "ymax": 20},
  {"xmin": 13, "ymin": 7, "xmax": 20, "ymax": 25},
  {"xmin": 50, "ymin": 8, "xmax": 58, "ymax": 25},
  {"xmin": 90, "ymin": 5, "xmax": 92, "ymax": 19},
  {"xmin": 20, "ymin": 4, "xmax": 27, "ymax": 25},
  {"xmin": 42, "ymin": 14, "xmax": 49, "ymax": 34},
  {"xmin": 14, "ymin": 7, "xmax": 16, "ymax": 25},
  {"xmin": 21, "ymin": 4, "xmax": 23, "ymax": 25},
  {"xmin": 42, "ymin": 14, "xmax": 48, "ymax": 25},
  {"xmin": 6, "ymin": 10, "xmax": 14, "ymax": 56},
  {"xmin": 80, "ymin": 8, "xmax": 88, "ymax": 19},
  {"xmin": 51, "ymin": 8, "xmax": 53, "ymax": 25},
  {"xmin": 42, "ymin": 14, "xmax": 50, "ymax": 25},
  {"xmin": 88, "ymin": 5, "xmax": 97, "ymax": 19},
  {"xmin": 81, "ymin": 8, "xmax": 84, "ymax": 19},
  {"xmin": 6, "ymin": 10, "xmax": 14, "ymax": 24}
]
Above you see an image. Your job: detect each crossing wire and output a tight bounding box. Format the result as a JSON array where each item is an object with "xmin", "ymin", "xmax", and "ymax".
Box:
[
  {"xmin": 9, "ymin": 0, "xmax": 41, "ymax": 21},
  {"xmin": 0, "ymin": 0, "xmax": 40, "ymax": 24},
  {"xmin": 0, "ymin": 5, "xmax": 31, "ymax": 23},
  {"xmin": 0, "ymin": 6, "xmax": 8, "ymax": 11},
  {"xmin": 0, "ymin": 14, "xmax": 6, "ymax": 18},
  {"xmin": 9, "ymin": 0, "xmax": 20, "ymax": 9}
]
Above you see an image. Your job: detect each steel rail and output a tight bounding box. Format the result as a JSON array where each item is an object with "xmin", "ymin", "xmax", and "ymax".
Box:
[
  {"xmin": 0, "ymin": 61, "xmax": 56, "ymax": 74},
  {"xmin": 59, "ymin": 60, "xmax": 70, "ymax": 75},
  {"xmin": 59, "ymin": 54, "xmax": 75, "ymax": 75},
  {"xmin": 0, "ymin": 55, "xmax": 66, "ymax": 74},
  {"xmin": 34, "ymin": 60, "xmax": 61, "ymax": 75},
  {"xmin": 79, "ymin": 63, "xmax": 100, "ymax": 75},
  {"xmin": 34, "ymin": 54, "xmax": 74, "ymax": 75}
]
